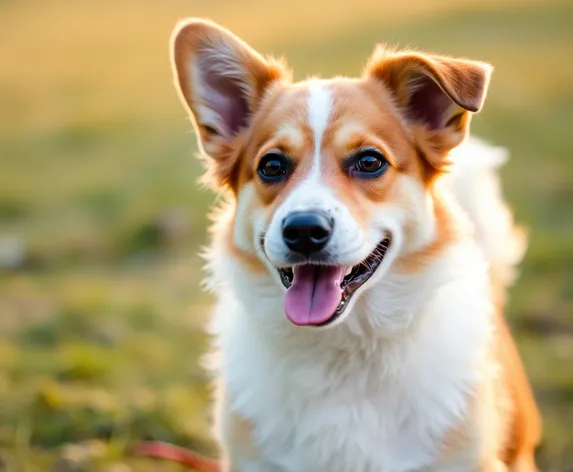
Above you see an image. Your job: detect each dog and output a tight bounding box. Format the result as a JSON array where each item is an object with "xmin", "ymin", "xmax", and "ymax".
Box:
[{"xmin": 168, "ymin": 18, "xmax": 541, "ymax": 472}]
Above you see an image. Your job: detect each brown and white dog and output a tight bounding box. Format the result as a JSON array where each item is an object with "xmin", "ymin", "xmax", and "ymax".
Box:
[{"xmin": 169, "ymin": 18, "xmax": 541, "ymax": 472}]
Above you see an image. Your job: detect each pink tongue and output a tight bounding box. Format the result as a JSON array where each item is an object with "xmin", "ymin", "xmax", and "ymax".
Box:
[{"xmin": 284, "ymin": 265, "xmax": 346, "ymax": 326}]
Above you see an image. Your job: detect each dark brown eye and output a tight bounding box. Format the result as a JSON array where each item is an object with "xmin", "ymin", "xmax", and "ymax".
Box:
[
  {"xmin": 351, "ymin": 149, "xmax": 389, "ymax": 178},
  {"xmin": 257, "ymin": 152, "xmax": 291, "ymax": 183},
  {"xmin": 262, "ymin": 159, "xmax": 284, "ymax": 177},
  {"xmin": 357, "ymin": 155, "xmax": 383, "ymax": 172}
]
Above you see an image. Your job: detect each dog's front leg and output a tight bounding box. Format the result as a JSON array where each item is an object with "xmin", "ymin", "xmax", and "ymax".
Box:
[{"xmin": 216, "ymin": 388, "xmax": 284, "ymax": 472}]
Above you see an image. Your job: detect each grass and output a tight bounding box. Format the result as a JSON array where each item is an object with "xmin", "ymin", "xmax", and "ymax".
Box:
[{"xmin": 1, "ymin": 0, "xmax": 572, "ymax": 470}]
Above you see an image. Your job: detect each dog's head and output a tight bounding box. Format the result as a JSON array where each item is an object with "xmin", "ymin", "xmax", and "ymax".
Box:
[{"xmin": 171, "ymin": 19, "xmax": 491, "ymax": 328}]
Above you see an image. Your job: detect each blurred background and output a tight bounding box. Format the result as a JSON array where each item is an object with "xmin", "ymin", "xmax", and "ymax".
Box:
[{"xmin": 0, "ymin": 0, "xmax": 572, "ymax": 470}]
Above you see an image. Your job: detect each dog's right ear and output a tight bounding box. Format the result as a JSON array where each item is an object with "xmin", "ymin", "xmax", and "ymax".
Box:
[
  {"xmin": 171, "ymin": 19, "xmax": 288, "ymax": 188},
  {"xmin": 364, "ymin": 47, "xmax": 492, "ymax": 176}
]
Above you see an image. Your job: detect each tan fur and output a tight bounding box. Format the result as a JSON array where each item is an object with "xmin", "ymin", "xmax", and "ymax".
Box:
[{"xmin": 494, "ymin": 311, "xmax": 541, "ymax": 470}]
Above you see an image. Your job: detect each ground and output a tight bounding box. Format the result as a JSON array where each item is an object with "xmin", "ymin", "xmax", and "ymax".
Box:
[{"xmin": 0, "ymin": 0, "xmax": 572, "ymax": 470}]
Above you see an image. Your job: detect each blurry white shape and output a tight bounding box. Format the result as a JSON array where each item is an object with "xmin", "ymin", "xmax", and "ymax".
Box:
[
  {"xmin": 444, "ymin": 136, "xmax": 527, "ymax": 289},
  {"xmin": 0, "ymin": 235, "xmax": 26, "ymax": 269}
]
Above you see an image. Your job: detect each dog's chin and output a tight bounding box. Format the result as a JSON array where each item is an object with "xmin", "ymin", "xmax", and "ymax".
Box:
[{"xmin": 275, "ymin": 237, "xmax": 392, "ymax": 328}]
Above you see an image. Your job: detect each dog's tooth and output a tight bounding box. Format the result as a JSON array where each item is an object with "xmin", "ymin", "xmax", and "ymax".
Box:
[{"xmin": 345, "ymin": 267, "xmax": 353, "ymax": 276}]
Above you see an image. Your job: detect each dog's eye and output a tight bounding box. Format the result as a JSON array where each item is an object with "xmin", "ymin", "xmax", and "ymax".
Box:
[
  {"xmin": 357, "ymin": 155, "xmax": 383, "ymax": 173},
  {"xmin": 257, "ymin": 152, "xmax": 292, "ymax": 183},
  {"xmin": 350, "ymin": 149, "xmax": 389, "ymax": 177}
]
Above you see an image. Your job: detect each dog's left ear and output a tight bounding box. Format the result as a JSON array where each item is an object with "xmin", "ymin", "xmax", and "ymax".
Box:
[
  {"xmin": 170, "ymin": 19, "xmax": 288, "ymax": 190},
  {"xmin": 365, "ymin": 48, "xmax": 492, "ymax": 171}
]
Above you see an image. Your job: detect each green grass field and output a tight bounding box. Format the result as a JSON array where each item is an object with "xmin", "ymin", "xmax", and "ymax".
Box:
[{"xmin": 1, "ymin": 0, "xmax": 572, "ymax": 470}]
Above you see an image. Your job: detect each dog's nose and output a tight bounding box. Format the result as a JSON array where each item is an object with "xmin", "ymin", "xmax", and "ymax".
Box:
[{"xmin": 282, "ymin": 211, "xmax": 334, "ymax": 255}]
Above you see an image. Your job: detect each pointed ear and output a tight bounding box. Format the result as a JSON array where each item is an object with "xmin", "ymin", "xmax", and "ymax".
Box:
[
  {"xmin": 365, "ymin": 47, "xmax": 492, "ymax": 170},
  {"xmin": 170, "ymin": 19, "xmax": 288, "ymax": 187}
]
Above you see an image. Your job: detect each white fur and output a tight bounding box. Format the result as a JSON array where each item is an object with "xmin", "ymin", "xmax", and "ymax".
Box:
[
  {"xmin": 443, "ymin": 137, "xmax": 526, "ymax": 286},
  {"xmin": 190, "ymin": 62, "xmax": 226, "ymax": 138},
  {"xmin": 210, "ymin": 238, "xmax": 493, "ymax": 471},
  {"xmin": 189, "ymin": 41, "xmax": 254, "ymax": 141},
  {"xmin": 205, "ymin": 137, "xmax": 515, "ymax": 471},
  {"xmin": 307, "ymin": 81, "xmax": 332, "ymax": 179}
]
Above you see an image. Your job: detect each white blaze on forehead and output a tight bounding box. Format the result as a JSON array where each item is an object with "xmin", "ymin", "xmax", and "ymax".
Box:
[
  {"xmin": 306, "ymin": 81, "xmax": 332, "ymax": 179},
  {"xmin": 271, "ymin": 82, "xmax": 339, "ymax": 219}
]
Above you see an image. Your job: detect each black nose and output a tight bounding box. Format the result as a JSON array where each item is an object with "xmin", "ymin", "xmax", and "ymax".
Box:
[{"xmin": 282, "ymin": 211, "xmax": 334, "ymax": 256}]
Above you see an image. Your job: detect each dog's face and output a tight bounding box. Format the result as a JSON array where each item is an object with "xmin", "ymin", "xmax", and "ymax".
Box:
[{"xmin": 171, "ymin": 19, "xmax": 491, "ymax": 328}]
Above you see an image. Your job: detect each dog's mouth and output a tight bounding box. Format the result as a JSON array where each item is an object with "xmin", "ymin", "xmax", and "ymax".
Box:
[{"xmin": 277, "ymin": 237, "xmax": 391, "ymax": 327}]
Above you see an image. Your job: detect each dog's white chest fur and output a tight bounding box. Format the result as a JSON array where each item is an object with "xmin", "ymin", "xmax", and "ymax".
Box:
[{"xmin": 209, "ymin": 242, "xmax": 493, "ymax": 472}]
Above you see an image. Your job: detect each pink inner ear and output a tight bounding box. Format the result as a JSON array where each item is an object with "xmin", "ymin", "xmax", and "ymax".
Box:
[
  {"xmin": 407, "ymin": 77, "xmax": 454, "ymax": 130},
  {"xmin": 198, "ymin": 55, "xmax": 250, "ymax": 137}
]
